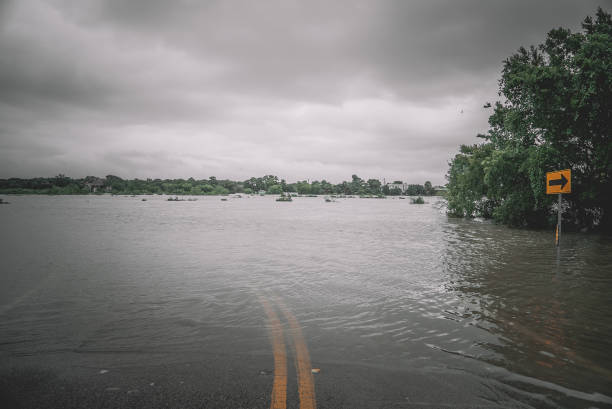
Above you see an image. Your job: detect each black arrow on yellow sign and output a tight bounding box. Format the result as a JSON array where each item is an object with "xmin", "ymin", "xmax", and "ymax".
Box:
[{"xmin": 548, "ymin": 173, "xmax": 568, "ymax": 189}]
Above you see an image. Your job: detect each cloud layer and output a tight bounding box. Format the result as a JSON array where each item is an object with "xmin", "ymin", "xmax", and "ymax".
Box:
[{"xmin": 0, "ymin": 0, "xmax": 606, "ymax": 184}]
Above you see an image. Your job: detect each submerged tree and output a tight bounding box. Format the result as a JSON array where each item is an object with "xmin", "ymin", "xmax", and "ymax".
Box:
[{"xmin": 447, "ymin": 8, "xmax": 612, "ymax": 231}]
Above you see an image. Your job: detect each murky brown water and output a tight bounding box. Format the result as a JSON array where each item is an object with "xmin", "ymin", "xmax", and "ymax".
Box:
[{"xmin": 1, "ymin": 195, "xmax": 611, "ymax": 408}]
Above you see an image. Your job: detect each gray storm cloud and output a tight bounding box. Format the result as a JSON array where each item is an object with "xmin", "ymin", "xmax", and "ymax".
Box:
[{"xmin": 0, "ymin": 0, "xmax": 607, "ymax": 184}]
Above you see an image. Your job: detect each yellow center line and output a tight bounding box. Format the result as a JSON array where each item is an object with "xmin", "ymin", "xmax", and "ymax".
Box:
[
  {"xmin": 274, "ymin": 298, "xmax": 317, "ymax": 409},
  {"xmin": 259, "ymin": 297, "xmax": 288, "ymax": 409}
]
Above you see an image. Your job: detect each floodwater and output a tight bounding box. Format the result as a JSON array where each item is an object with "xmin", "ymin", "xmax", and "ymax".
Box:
[{"xmin": 1, "ymin": 195, "xmax": 611, "ymax": 408}]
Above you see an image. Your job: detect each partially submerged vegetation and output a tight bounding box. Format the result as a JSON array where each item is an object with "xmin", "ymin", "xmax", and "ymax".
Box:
[
  {"xmin": 275, "ymin": 192, "xmax": 293, "ymax": 202},
  {"xmin": 446, "ymin": 8, "xmax": 611, "ymax": 232}
]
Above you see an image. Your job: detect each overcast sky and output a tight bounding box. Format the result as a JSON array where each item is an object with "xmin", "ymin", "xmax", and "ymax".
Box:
[{"xmin": 0, "ymin": 0, "xmax": 608, "ymax": 184}]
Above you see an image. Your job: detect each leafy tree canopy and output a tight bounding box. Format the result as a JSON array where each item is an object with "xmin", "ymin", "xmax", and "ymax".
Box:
[{"xmin": 447, "ymin": 8, "xmax": 612, "ymax": 232}]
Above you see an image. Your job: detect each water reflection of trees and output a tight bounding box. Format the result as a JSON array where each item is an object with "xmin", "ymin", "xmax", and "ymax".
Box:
[{"xmin": 441, "ymin": 219, "xmax": 612, "ymax": 393}]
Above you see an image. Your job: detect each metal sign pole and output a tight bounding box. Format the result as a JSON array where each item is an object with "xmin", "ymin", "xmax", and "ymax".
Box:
[{"xmin": 556, "ymin": 193, "xmax": 562, "ymax": 246}]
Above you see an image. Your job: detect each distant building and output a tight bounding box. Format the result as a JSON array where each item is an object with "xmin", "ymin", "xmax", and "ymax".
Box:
[
  {"xmin": 84, "ymin": 178, "xmax": 105, "ymax": 192},
  {"xmin": 386, "ymin": 182, "xmax": 406, "ymax": 193}
]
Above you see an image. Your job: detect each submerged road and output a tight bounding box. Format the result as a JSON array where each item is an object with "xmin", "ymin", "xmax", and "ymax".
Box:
[
  {"xmin": 260, "ymin": 296, "xmax": 316, "ymax": 409},
  {"xmin": 2, "ymin": 289, "xmax": 612, "ymax": 408},
  {"xmin": 1, "ymin": 290, "xmax": 528, "ymax": 409}
]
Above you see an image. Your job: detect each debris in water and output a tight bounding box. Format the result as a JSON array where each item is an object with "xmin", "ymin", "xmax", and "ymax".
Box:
[
  {"xmin": 99, "ymin": 369, "xmax": 109, "ymax": 374},
  {"xmin": 311, "ymin": 368, "xmax": 320, "ymax": 374}
]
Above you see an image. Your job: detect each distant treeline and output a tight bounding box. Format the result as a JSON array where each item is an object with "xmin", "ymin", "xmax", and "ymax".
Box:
[{"xmin": 0, "ymin": 174, "xmax": 439, "ymax": 196}]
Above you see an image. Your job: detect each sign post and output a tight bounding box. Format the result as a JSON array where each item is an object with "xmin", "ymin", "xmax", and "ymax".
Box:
[{"xmin": 546, "ymin": 169, "xmax": 571, "ymax": 246}]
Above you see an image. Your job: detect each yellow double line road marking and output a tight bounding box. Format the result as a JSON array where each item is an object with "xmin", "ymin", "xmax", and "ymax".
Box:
[
  {"xmin": 259, "ymin": 297, "xmax": 288, "ymax": 409},
  {"xmin": 259, "ymin": 296, "xmax": 316, "ymax": 409},
  {"xmin": 276, "ymin": 297, "xmax": 316, "ymax": 409}
]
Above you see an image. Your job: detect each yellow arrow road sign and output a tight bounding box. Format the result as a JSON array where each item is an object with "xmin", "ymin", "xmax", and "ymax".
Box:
[{"xmin": 546, "ymin": 169, "xmax": 571, "ymax": 194}]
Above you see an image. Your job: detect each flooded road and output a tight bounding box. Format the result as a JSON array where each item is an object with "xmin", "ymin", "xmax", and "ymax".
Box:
[{"xmin": 1, "ymin": 195, "xmax": 611, "ymax": 408}]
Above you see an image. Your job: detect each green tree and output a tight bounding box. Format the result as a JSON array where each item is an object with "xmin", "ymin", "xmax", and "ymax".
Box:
[
  {"xmin": 54, "ymin": 174, "xmax": 70, "ymax": 187},
  {"xmin": 262, "ymin": 175, "xmax": 280, "ymax": 190},
  {"xmin": 310, "ymin": 181, "xmax": 322, "ymax": 195},
  {"xmin": 267, "ymin": 184, "xmax": 283, "ymax": 194},
  {"xmin": 212, "ymin": 185, "xmax": 229, "ymax": 195},
  {"xmin": 350, "ymin": 174, "xmax": 365, "ymax": 194},
  {"xmin": 320, "ymin": 180, "xmax": 334, "ymax": 194},
  {"xmin": 447, "ymin": 144, "xmax": 495, "ymax": 218},
  {"xmin": 405, "ymin": 184, "xmax": 425, "ymax": 196},
  {"xmin": 367, "ymin": 179, "xmax": 382, "ymax": 194},
  {"xmin": 447, "ymin": 8, "xmax": 612, "ymax": 230},
  {"xmin": 296, "ymin": 181, "xmax": 311, "ymax": 195}
]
